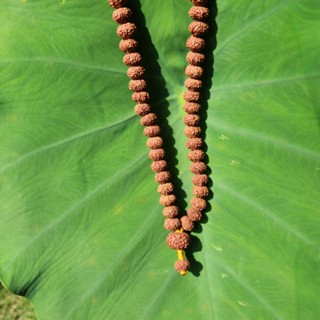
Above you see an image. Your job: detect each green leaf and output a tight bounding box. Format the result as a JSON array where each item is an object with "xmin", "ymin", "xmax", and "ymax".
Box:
[{"xmin": 1, "ymin": 0, "xmax": 319, "ymax": 319}]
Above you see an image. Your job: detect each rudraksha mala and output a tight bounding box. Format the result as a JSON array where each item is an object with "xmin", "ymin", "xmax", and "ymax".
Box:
[{"xmin": 108, "ymin": 0, "xmax": 210, "ymax": 275}]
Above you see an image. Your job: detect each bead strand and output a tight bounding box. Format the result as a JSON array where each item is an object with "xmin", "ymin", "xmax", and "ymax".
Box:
[
  {"xmin": 185, "ymin": 0, "xmax": 210, "ymax": 221},
  {"xmin": 108, "ymin": 0, "xmax": 211, "ymax": 275},
  {"xmin": 108, "ymin": 0, "xmax": 192, "ymax": 274},
  {"xmin": 172, "ymin": 0, "xmax": 211, "ymax": 274}
]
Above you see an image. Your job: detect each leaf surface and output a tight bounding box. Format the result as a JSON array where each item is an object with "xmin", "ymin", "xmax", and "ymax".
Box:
[{"xmin": 0, "ymin": 0, "xmax": 319, "ymax": 319}]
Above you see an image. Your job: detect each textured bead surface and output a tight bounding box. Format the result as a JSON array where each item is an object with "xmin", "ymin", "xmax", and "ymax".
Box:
[
  {"xmin": 193, "ymin": 185, "xmax": 209, "ymax": 198},
  {"xmin": 157, "ymin": 183, "xmax": 174, "ymax": 195},
  {"xmin": 188, "ymin": 21, "xmax": 209, "ymax": 37},
  {"xmin": 108, "ymin": 0, "xmax": 128, "ymax": 9},
  {"xmin": 187, "ymin": 208, "xmax": 202, "ymax": 222},
  {"xmin": 149, "ymin": 148, "xmax": 165, "ymax": 161},
  {"xmin": 129, "ymin": 79, "xmax": 147, "ymax": 91},
  {"xmin": 119, "ymin": 39, "xmax": 138, "ymax": 53},
  {"xmin": 155, "ymin": 171, "xmax": 171, "ymax": 184},
  {"xmin": 185, "ymin": 78, "xmax": 202, "ymax": 91},
  {"xmin": 186, "ymin": 36, "xmax": 206, "ymax": 52},
  {"xmin": 184, "ymin": 114, "xmax": 201, "ymax": 126},
  {"xmin": 123, "ymin": 53, "xmax": 142, "ymax": 66},
  {"xmin": 186, "ymin": 138, "xmax": 203, "ymax": 150},
  {"xmin": 191, "ymin": 0, "xmax": 208, "ymax": 5},
  {"xmin": 112, "ymin": 7, "xmax": 132, "ymax": 24},
  {"xmin": 166, "ymin": 232, "xmax": 191, "ymax": 250},
  {"xmin": 186, "ymin": 52, "xmax": 205, "ymax": 65},
  {"xmin": 144, "ymin": 125, "xmax": 161, "ymax": 137},
  {"xmin": 127, "ymin": 66, "xmax": 146, "ymax": 79},
  {"xmin": 190, "ymin": 162, "xmax": 207, "ymax": 174},
  {"xmin": 192, "ymin": 174, "xmax": 208, "ymax": 186},
  {"xmin": 132, "ymin": 91, "xmax": 149, "ymax": 103},
  {"xmin": 164, "ymin": 218, "xmax": 181, "ymax": 231},
  {"xmin": 183, "ymin": 102, "xmax": 201, "ymax": 113},
  {"xmin": 146, "ymin": 137, "xmax": 163, "ymax": 149},
  {"xmin": 174, "ymin": 259, "xmax": 190, "ymax": 272},
  {"xmin": 189, "ymin": 6, "xmax": 210, "ymax": 21},
  {"xmin": 183, "ymin": 90, "xmax": 200, "ymax": 102},
  {"xmin": 190, "ymin": 197, "xmax": 207, "ymax": 211},
  {"xmin": 162, "ymin": 206, "xmax": 179, "ymax": 218},
  {"xmin": 181, "ymin": 215, "xmax": 194, "ymax": 231},
  {"xmin": 185, "ymin": 65, "xmax": 203, "ymax": 79},
  {"xmin": 184, "ymin": 126, "xmax": 201, "ymax": 138},
  {"xmin": 188, "ymin": 150, "xmax": 205, "ymax": 161},
  {"xmin": 117, "ymin": 23, "xmax": 137, "ymax": 39},
  {"xmin": 151, "ymin": 160, "xmax": 167, "ymax": 172},
  {"xmin": 134, "ymin": 103, "xmax": 151, "ymax": 116},
  {"xmin": 159, "ymin": 194, "xmax": 176, "ymax": 206},
  {"xmin": 140, "ymin": 113, "xmax": 157, "ymax": 126}
]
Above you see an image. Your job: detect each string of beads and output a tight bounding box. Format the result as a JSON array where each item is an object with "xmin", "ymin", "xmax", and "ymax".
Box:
[{"xmin": 108, "ymin": 0, "xmax": 210, "ymax": 275}]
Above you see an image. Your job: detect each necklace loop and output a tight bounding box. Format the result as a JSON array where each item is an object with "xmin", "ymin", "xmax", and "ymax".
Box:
[{"xmin": 108, "ymin": 0, "xmax": 211, "ymax": 275}]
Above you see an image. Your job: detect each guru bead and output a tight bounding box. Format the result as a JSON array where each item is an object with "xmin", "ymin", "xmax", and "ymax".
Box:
[{"xmin": 166, "ymin": 232, "xmax": 191, "ymax": 250}]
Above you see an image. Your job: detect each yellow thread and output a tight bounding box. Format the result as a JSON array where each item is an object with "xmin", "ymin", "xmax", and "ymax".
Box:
[
  {"xmin": 177, "ymin": 250, "xmax": 185, "ymax": 261},
  {"xmin": 175, "ymin": 228, "xmax": 187, "ymax": 275},
  {"xmin": 177, "ymin": 250, "xmax": 187, "ymax": 276}
]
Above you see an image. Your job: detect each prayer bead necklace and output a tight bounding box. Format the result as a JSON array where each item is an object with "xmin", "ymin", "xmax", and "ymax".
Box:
[{"xmin": 108, "ymin": 0, "xmax": 210, "ymax": 275}]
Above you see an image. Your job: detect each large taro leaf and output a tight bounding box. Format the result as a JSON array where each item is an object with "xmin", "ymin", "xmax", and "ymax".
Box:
[{"xmin": 0, "ymin": 0, "xmax": 319, "ymax": 319}]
